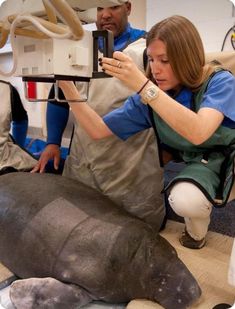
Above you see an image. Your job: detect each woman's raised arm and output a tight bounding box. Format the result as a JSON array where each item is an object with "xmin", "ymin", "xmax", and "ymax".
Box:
[{"xmin": 58, "ymin": 81, "xmax": 113, "ymax": 140}]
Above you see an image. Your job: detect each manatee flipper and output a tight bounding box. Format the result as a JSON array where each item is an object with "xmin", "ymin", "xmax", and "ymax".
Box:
[{"xmin": 10, "ymin": 277, "xmax": 93, "ymax": 309}]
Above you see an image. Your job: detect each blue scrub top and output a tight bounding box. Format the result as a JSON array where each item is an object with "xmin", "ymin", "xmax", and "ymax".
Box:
[{"xmin": 103, "ymin": 70, "xmax": 235, "ymax": 140}]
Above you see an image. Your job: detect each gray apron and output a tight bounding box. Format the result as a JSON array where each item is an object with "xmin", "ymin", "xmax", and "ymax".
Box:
[{"xmin": 63, "ymin": 39, "xmax": 165, "ymax": 231}]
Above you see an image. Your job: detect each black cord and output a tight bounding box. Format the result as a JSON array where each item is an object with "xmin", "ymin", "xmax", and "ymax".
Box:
[
  {"xmin": 221, "ymin": 26, "xmax": 234, "ymax": 51},
  {"xmin": 137, "ymin": 79, "xmax": 150, "ymax": 94}
]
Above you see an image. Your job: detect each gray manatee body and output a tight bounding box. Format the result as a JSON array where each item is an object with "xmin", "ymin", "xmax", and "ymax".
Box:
[{"xmin": 0, "ymin": 172, "xmax": 201, "ymax": 309}]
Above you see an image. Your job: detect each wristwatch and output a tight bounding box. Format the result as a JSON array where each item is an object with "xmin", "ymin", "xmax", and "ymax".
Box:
[{"xmin": 140, "ymin": 83, "xmax": 159, "ymax": 105}]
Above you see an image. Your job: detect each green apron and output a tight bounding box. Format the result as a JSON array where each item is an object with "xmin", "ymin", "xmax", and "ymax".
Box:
[{"xmin": 151, "ymin": 70, "xmax": 235, "ymax": 207}]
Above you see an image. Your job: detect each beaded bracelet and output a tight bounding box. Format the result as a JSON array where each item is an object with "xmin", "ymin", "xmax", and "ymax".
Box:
[{"xmin": 137, "ymin": 79, "xmax": 150, "ymax": 94}]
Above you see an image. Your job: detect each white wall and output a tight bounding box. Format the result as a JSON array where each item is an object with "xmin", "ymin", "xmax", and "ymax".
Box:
[
  {"xmin": 129, "ymin": 0, "xmax": 146, "ymax": 29},
  {"xmin": 147, "ymin": 0, "xmax": 235, "ymax": 52}
]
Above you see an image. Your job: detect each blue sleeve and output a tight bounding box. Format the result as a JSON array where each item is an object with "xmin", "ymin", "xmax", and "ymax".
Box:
[
  {"xmin": 201, "ymin": 71, "xmax": 235, "ymax": 122},
  {"xmin": 11, "ymin": 119, "xmax": 28, "ymax": 148},
  {"xmin": 103, "ymin": 94, "xmax": 152, "ymax": 140},
  {"xmin": 46, "ymin": 87, "xmax": 69, "ymax": 146}
]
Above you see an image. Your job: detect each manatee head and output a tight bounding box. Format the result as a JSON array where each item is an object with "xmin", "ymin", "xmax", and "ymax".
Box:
[{"xmin": 145, "ymin": 236, "xmax": 201, "ymax": 309}]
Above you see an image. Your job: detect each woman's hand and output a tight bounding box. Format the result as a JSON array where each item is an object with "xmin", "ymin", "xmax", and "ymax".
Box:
[{"xmin": 102, "ymin": 51, "xmax": 148, "ymax": 93}]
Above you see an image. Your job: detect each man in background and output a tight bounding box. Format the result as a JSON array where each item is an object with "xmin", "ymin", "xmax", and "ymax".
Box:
[{"xmin": 32, "ymin": 1, "xmax": 165, "ymax": 231}]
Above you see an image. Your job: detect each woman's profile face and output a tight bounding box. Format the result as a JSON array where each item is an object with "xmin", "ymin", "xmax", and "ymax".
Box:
[{"xmin": 147, "ymin": 39, "xmax": 180, "ymax": 92}]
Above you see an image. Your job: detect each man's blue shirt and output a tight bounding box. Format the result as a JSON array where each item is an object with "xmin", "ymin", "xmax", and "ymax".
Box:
[{"xmin": 98, "ymin": 23, "xmax": 145, "ymax": 52}]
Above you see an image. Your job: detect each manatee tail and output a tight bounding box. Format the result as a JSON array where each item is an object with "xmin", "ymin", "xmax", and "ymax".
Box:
[{"xmin": 9, "ymin": 277, "xmax": 92, "ymax": 309}]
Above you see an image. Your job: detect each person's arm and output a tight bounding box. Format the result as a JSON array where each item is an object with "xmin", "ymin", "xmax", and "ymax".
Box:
[
  {"xmin": 58, "ymin": 81, "xmax": 113, "ymax": 139},
  {"xmin": 31, "ymin": 87, "xmax": 70, "ymax": 173},
  {"xmin": 46, "ymin": 87, "xmax": 70, "ymax": 146},
  {"xmin": 46, "ymin": 101, "xmax": 69, "ymax": 146},
  {"xmin": 10, "ymin": 84, "xmax": 28, "ymax": 148},
  {"xmin": 101, "ymin": 51, "xmax": 225, "ymax": 145}
]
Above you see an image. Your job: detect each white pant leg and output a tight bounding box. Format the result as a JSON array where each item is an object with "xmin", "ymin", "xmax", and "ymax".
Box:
[{"xmin": 168, "ymin": 182, "xmax": 212, "ymax": 240}]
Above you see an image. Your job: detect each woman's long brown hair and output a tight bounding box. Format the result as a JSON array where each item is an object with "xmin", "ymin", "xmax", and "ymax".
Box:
[{"xmin": 145, "ymin": 15, "xmax": 221, "ymax": 90}]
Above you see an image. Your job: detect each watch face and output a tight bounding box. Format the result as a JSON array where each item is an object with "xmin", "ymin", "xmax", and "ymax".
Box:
[
  {"xmin": 147, "ymin": 86, "xmax": 158, "ymax": 98},
  {"xmin": 140, "ymin": 83, "xmax": 159, "ymax": 105}
]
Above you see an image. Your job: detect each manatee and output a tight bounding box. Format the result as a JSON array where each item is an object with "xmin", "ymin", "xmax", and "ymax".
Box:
[{"xmin": 0, "ymin": 172, "xmax": 201, "ymax": 309}]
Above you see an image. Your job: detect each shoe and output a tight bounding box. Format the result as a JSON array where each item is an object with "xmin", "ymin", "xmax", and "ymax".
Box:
[
  {"xmin": 212, "ymin": 304, "xmax": 231, "ymax": 309},
  {"xmin": 179, "ymin": 229, "xmax": 206, "ymax": 249}
]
